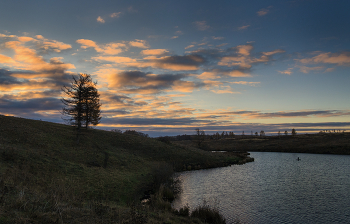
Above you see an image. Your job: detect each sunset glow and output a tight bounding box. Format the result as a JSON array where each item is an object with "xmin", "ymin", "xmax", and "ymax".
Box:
[{"xmin": 1, "ymin": 0, "xmax": 349, "ymax": 136}]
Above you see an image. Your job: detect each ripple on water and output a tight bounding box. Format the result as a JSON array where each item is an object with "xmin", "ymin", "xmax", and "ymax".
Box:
[{"xmin": 172, "ymin": 152, "xmax": 350, "ymax": 224}]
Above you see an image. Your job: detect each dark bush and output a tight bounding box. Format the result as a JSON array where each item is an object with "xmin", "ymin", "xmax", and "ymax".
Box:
[
  {"xmin": 156, "ymin": 136, "xmax": 171, "ymax": 144},
  {"xmin": 173, "ymin": 204, "xmax": 190, "ymax": 217},
  {"xmin": 191, "ymin": 205, "xmax": 226, "ymax": 224},
  {"xmin": 123, "ymin": 130, "xmax": 149, "ymax": 138}
]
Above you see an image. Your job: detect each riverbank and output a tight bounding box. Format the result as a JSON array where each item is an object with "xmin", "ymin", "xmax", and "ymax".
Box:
[
  {"xmin": 173, "ymin": 133, "xmax": 350, "ymax": 155},
  {"xmin": 0, "ymin": 115, "xmax": 251, "ymax": 223}
]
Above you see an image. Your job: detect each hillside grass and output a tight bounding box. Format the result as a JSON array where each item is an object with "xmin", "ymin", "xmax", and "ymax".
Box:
[{"xmin": 0, "ymin": 115, "xmax": 247, "ymax": 223}]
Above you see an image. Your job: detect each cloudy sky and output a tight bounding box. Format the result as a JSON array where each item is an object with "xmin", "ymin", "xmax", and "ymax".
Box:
[{"xmin": 1, "ymin": 0, "xmax": 350, "ymax": 136}]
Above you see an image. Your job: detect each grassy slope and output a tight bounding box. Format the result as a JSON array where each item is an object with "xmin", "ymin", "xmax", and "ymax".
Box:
[{"xmin": 0, "ymin": 115, "xmax": 246, "ymax": 223}]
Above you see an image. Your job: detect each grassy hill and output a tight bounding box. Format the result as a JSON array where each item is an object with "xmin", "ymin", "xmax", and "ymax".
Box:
[{"xmin": 0, "ymin": 115, "xmax": 249, "ymax": 223}]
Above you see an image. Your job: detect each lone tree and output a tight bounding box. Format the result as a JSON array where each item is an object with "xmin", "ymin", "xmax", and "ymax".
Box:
[
  {"xmin": 194, "ymin": 128, "xmax": 206, "ymax": 147},
  {"xmin": 62, "ymin": 74, "xmax": 101, "ymax": 141}
]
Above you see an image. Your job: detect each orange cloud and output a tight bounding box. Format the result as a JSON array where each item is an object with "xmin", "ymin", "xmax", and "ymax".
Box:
[
  {"xmin": 0, "ymin": 54, "xmax": 16, "ymax": 64},
  {"xmin": 257, "ymin": 7, "xmax": 271, "ymax": 16},
  {"xmin": 76, "ymin": 39, "xmax": 126, "ymax": 55},
  {"xmin": 185, "ymin": 45, "xmax": 195, "ymax": 49},
  {"xmin": 278, "ymin": 68, "xmax": 293, "ymax": 75},
  {"xmin": 76, "ymin": 39, "xmax": 98, "ymax": 49},
  {"xmin": 129, "ymin": 39, "xmax": 149, "ymax": 48},
  {"xmin": 299, "ymin": 52, "xmax": 350, "ymax": 65},
  {"xmin": 297, "ymin": 65, "xmax": 324, "ymax": 73},
  {"xmin": 141, "ymin": 49, "xmax": 169, "ymax": 55},
  {"xmin": 230, "ymin": 81, "xmax": 260, "ymax": 86},
  {"xmin": 218, "ymin": 46, "xmax": 284, "ymax": 69},
  {"xmin": 197, "ymin": 71, "xmax": 220, "ymax": 79},
  {"xmin": 193, "ymin": 21, "xmax": 210, "ymax": 31},
  {"xmin": 226, "ymin": 70, "xmax": 251, "ymax": 77},
  {"xmin": 93, "ymin": 56, "xmax": 138, "ymax": 64},
  {"xmin": 211, "ymin": 87, "xmax": 239, "ymax": 94},
  {"xmin": 171, "ymin": 80, "xmax": 199, "ymax": 92},
  {"xmin": 97, "ymin": 16, "xmax": 105, "ymax": 23},
  {"xmin": 198, "ymin": 70, "xmax": 250, "ymax": 79},
  {"xmin": 212, "ymin": 36, "xmax": 224, "ymax": 40},
  {"xmin": 263, "ymin": 49, "xmax": 285, "ymax": 56},
  {"xmin": 238, "ymin": 25, "xmax": 250, "ymax": 30},
  {"xmin": 236, "ymin": 44, "xmax": 253, "ymax": 56},
  {"xmin": 18, "ymin": 36, "xmax": 35, "ymax": 42},
  {"xmin": 110, "ymin": 12, "xmax": 122, "ymax": 18}
]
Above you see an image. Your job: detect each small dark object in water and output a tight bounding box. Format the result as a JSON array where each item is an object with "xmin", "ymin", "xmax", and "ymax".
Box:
[{"xmin": 297, "ymin": 157, "xmax": 301, "ymax": 161}]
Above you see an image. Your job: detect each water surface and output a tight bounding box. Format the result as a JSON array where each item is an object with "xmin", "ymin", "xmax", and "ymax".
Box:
[{"xmin": 172, "ymin": 152, "xmax": 350, "ymax": 224}]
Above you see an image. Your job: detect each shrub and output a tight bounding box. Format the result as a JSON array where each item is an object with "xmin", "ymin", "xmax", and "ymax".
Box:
[
  {"xmin": 191, "ymin": 205, "xmax": 226, "ymax": 224},
  {"xmin": 124, "ymin": 130, "xmax": 149, "ymax": 138},
  {"xmin": 156, "ymin": 136, "xmax": 172, "ymax": 144},
  {"xmin": 173, "ymin": 204, "xmax": 190, "ymax": 217}
]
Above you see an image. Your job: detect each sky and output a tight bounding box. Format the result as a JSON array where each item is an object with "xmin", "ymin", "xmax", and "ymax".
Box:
[{"xmin": 1, "ymin": 0, "xmax": 350, "ymax": 137}]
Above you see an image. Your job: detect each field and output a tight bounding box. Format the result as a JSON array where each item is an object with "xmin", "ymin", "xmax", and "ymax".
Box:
[
  {"xmin": 0, "ymin": 115, "xmax": 249, "ymax": 223},
  {"xmin": 173, "ymin": 132, "xmax": 350, "ymax": 155}
]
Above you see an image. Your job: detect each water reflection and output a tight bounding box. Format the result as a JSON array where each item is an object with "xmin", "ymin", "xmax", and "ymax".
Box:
[{"xmin": 172, "ymin": 152, "xmax": 350, "ymax": 224}]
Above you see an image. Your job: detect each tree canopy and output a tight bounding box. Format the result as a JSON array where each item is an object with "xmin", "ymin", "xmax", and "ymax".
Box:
[{"xmin": 61, "ymin": 74, "xmax": 101, "ymax": 132}]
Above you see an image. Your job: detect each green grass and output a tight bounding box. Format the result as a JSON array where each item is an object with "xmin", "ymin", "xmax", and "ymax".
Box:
[{"xmin": 0, "ymin": 115, "xmax": 246, "ymax": 223}]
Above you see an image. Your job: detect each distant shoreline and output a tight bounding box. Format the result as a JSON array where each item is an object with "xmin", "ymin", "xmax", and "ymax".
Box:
[{"xmin": 172, "ymin": 133, "xmax": 350, "ymax": 155}]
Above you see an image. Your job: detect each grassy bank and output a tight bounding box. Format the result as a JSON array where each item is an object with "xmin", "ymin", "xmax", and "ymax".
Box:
[{"xmin": 0, "ymin": 115, "xmax": 249, "ymax": 223}]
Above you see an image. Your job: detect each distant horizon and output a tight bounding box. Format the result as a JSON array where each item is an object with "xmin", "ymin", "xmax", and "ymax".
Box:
[
  {"xmin": 4, "ymin": 114, "xmax": 347, "ymax": 138},
  {"xmin": 1, "ymin": 0, "xmax": 350, "ymax": 137}
]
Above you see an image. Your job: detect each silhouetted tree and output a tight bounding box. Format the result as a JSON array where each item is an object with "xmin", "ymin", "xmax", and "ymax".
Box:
[
  {"xmin": 284, "ymin": 130, "xmax": 288, "ymax": 135},
  {"xmin": 62, "ymin": 74, "xmax": 101, "ymax": 143},
  {"xmin": 194, "ymin": 128, "xmax": 205, "ymax": 147},
  {"xmin": 291, "ymin": 128, "xmax": 297, "ymax": 136}
]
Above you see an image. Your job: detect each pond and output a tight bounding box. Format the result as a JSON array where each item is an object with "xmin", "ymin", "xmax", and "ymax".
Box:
[{"xmin": 172, "ymin": 152, "xmax": 350, "ymax": 224}]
